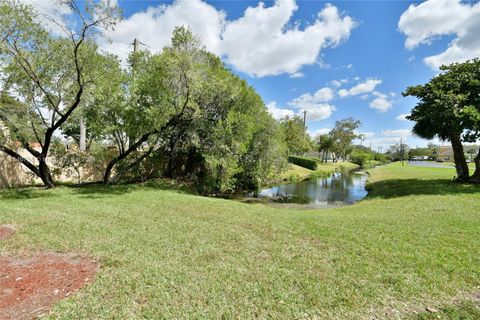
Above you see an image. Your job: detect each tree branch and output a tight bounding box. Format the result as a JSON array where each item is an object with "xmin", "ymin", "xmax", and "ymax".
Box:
[{"xmin": 0, "ymin": 144, "xmax": 40, "ymax": 177}]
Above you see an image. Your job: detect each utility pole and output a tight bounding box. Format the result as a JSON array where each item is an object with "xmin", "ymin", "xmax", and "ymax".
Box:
[
  {"xmin": 79, "ymin": 117, "xmax": 86, "ymax": 151},
  {"xmin": 400, "ymin": 137, "xmax": 404, "ymax": 166},
  {"xmin": 127, "ymin": 39, "xmax": 141, "ymax": 149},
  {"xmin": 303, "ymin": 110, "xmax": 307, "ymax": 133},
  {"xmin": 130, "ymin": 38, "xmax": 139, "ymax": 73},
  {"xmin": 133, "ymin": 38, "xmax": 139, "ymax": 53}
]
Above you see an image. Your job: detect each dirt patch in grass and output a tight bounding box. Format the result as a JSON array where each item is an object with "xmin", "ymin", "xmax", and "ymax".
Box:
[
  {"xmin": 0, "ymin": 252, "xmax": 97, "ymax": 319},
  {"xmin": 0, "ymin": 225, "xmax": 15, "ymax": 240}
]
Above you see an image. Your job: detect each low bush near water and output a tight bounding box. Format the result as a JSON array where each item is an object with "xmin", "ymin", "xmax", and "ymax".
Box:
[
  {"xmin": 287, "ymin": 156, "xmax": 318, "ymax": 170},
  {"xmin": 350, "ymin": 149, "xmax": 373, "ymax": 167}
]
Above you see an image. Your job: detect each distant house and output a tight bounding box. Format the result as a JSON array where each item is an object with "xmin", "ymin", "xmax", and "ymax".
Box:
[{"xmin": 436, "ymin": 145, "xmax": 479, "ymax": 162}]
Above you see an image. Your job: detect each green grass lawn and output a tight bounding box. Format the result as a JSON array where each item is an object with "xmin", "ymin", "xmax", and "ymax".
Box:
[
  {"xmin": 280, "ymin": 163, "xmax": 314, "ymax": 181},
  {"xmin": 428, "ymin": 161, "xmax": 476, "ymax": 170},
  {"xmin": 280, "ymin": 161, "xmax": 359, "ymax": 183},
  {"xmin": 0, "ymin": 163, "xmax": 479, "ymax": 319}
]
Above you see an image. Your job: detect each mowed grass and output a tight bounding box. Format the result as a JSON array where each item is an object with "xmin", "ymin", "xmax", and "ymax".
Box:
[
  {"xmin": 280, "ymin": 161, "xmax": 359, "ymax": 182},
  {"xmin": 0, "ymin": 163, "xmax": 479, "ymax": 319}
]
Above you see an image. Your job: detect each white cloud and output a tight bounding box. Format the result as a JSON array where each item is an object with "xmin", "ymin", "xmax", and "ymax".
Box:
[
  {"xmin": 338, "ymin": 79, "xmax": 382, "ymax": 97},
  {"xmin": 266, "ymin": 99, "xmax": 335, "ymax": 122},
  {"xmin": 99, "ymin": 0, "xmax": 356, "ymax": 77},
  {"xmin": 21, "ymin": 0, "xmax": 73, "ymax": 35},
  {"xmin": 221, "ymin": 1, "xmax": 356, "ymax": 77},
  {"xmin": 356, "ymin": 131, "xmax": 375, "ymax": 139},
  {"xmin": 398, "ymin": 0, "xmax": 480, "ymax": 68},
  {"xmin": 266, "ymin": 101, "xmax": 295, "ymax": 120},
  {"xmin": 300, "ymin": 104, "xmax": 336, "ymax": 121},
  {"xmin": 308, "ymin": 127, "xmax": 331, "ymax": 137},
  {"xmin": 290, "ymin": 72, "xmax": 304, "ymax": 78},
  {"xmin": 381, "ymin": 129, "xmax": 411, "ymax": 137},
  {"xmin": 396, "ymin": 114, "xmax": 410, "ymax": 121},
  {"xmin": 289, "ymin": 87, "xmax": 334, "ymax": 106},
  {"xmin": 288, "ymin": 87, "xmax": 336, "ymax": 121},
  {"xmin": 337, "ymin": 89, "xmax": 348, "ymax": 97},
  {"xmin": 369, "ymin": 92, "xmax": 393, "ymax": 112},
  {"xmin": 330, "ymin": 80, "xmax": 342, "ymax": 88},
  {"xmin": 329, "ymin": 78, "xmax": 348, "ymax": 88},
  {"xmin": 364, "ymin": 129, "xmax": 415, "ymax": 150},
  {"xmin": 100, "ymin": 0, "xmax": 225, "ymax": 60}
]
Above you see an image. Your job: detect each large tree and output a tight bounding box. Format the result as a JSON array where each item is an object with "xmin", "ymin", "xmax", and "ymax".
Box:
[
  {"xmin": 71, "ymin": 26, "xmax": 285, "ymax": 192},
  {"xmin": 0, "ymin": 0, "xmax": 118, "ymax": 187},
  {"xmin": 279, "ymin": 115, "xmax": 311, "ymax": 156},
  {"xmin": 404, "ymin": 58, "xmax": 480, "ymax": 182},
  {"xmin": 329, "ymin": 118, "xmax": 361, "ymax": 162}
]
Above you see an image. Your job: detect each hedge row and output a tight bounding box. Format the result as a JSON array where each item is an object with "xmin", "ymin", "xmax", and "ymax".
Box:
[{"xmin": 288, "ymin": 156, "xmax": 318, "ymax": 170}]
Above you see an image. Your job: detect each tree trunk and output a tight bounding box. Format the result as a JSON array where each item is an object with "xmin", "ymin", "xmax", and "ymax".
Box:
[
  {"xmin": 38, "ymin": 158, "xmax": 54, "ymax": 188},
  {"xmin": 103, "ymin": 131, "xmax": 153, "ymax": 184},
  {"xmin": 0, "ymin": 145, "xmax": 55, "ymax": 188},
  {"xmin": 470, "ymin": 147, "xmax": 480, "ymax": 183},
  {"xmin": 450, "ymin": 134, "xmax": 469, "ymax": 181}
]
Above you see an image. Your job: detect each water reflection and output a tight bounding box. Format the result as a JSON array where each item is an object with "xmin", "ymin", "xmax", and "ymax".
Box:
[{"xmin": 259, "ymin": 172, "xmax": 368, "ymax": 206}]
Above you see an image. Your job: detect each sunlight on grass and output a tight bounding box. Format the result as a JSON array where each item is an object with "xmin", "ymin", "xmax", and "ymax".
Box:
[{"xmin": 0, "ymin": 163, "xmax": 479, "ymax": 319}]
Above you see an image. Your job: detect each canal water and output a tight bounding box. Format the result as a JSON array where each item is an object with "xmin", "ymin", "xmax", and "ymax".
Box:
[{"xmin": 258, "ymin": 171, "xmax": 368, "ymax": 207}]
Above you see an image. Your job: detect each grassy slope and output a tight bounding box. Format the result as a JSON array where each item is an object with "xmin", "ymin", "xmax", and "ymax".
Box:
[
  {"xmin": 280, "ymin": 161, "xmax": 360, "ymax": 183},
  {"xmin": 280, "ymin": 163, "xmax": 314, "ymax": 181},
  {"xmin": 0, "ymin": 163, "xmax": 479, "ymax": 319}
]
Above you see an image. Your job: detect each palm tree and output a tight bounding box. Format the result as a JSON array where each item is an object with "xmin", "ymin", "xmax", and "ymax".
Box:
[{"xmin": 316, "ymin": 134, "xmax": 334, "ymax": 163}]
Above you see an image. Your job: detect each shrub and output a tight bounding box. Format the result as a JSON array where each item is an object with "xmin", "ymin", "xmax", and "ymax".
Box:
[
  {"xmin": 350, "ymin": 149, "xmax": 373, "ymax": 167},
  {"xmin": 373, "ymin": 153, "xmax": 387, "ymax": 162},
  {"xmin": 288, "ymin": 156, "xmax": 318, "ymax": 170}
]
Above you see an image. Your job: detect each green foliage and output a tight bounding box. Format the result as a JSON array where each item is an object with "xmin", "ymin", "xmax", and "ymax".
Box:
[
  {"xmin": 315, "ymin": 134, "xmax": 334, "ymax": 163},
  {"xmin": 50, "ymin": 140, "xmax": 113, "ymax": 184},
  {"xmin": 350, "ymin": 149, "xmax": 373, "ymax": 167},
  {"xmin": 329, "ymin": 118, "xmax": 361, "ymax": 161},
  {"xmin": 373, "ymin": 152, "xmax": 387, "ymax": 162},
  {"xmin": 0, "ymin": 0, "xmax": 119, "ymax": 187},
  {"xmin": 403, "ymin": 58, "xmax": 480, "ymax": 181},
  {"xmin": 279, "ymin": 115, "xmax": 311, "ymax": 155},
  {"xmin": 72, "ymin": 26, "xmax": 285, "ymax": 193},
  {"xmin": 288, "ymin": 156, "xmax": 318, "ymax": 170},
  {"xmin": 387, "ymin": 142, "xmax": 409, "ymax": 162}
]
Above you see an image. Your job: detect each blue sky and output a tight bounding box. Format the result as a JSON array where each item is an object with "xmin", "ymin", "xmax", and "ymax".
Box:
[{"xmin": 91, "ymin": 0, "xmax": 480, "ymax": 149}]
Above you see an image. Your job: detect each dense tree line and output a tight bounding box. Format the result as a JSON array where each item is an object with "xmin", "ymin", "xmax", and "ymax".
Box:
[{"xmin": 0, "ymin": 1, "xmax": 286, "ymax": 193}]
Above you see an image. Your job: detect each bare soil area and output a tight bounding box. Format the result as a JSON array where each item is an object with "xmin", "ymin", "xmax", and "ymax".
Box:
[
  {"xmin": 0, "ymin": 252, "xmax": 97, "ymax": 319},
  {"xmin": 0, "ymin": 225, "xmax": 15, "ymax": 240}
]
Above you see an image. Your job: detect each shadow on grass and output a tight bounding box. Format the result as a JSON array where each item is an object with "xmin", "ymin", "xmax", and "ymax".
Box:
[
  {"xmin": 0, "ymin": 187, "xmax": 53, "ymax": 200},
  {"xmin": 70, "ymin": 178, "xmax": 196, "ymax": 199},
  {"xmin": 410, "ymin": 300, "xmax": 480, "ymax": 320},
  {"xmin": 367, "ymin": 178, "xmax": 480, "ymax": 199}
]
